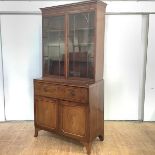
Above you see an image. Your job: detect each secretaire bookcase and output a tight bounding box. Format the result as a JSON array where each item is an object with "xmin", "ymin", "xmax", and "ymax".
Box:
[{"xmin": 34, "ymin": 1, "xmax": 106, "ymax": 154}]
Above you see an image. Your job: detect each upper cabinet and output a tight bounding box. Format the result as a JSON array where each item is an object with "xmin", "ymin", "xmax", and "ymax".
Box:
[{"xmin": 41, "ymin": 0, "xmax": 106, "ymax": 82}]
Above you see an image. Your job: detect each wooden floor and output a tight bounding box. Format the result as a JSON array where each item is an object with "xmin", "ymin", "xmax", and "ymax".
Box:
[{"xmin": 0, "ymin": 121, "xmax": 155, "ymax": 155}]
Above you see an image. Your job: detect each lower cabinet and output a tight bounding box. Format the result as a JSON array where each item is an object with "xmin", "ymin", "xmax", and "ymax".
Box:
[
  {"xmin": 35, "ymin": 96, "xmax": 58, "ymax": 130},
  {"xmin": 59, "ymin": 101, "xmax": 87, "ymax": 139},
  {"xmin": 34, "ymin": 80, "xmax": 104, "ymax": 155},
  {"xmin": 35, "ymin": 96, "xmax": 87, "ymax": 139}
]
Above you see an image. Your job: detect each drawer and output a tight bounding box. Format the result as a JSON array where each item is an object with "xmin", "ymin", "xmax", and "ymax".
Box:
[{"xmin": 34, "ymin": 82, "xmax": 88, "ymax": 104}]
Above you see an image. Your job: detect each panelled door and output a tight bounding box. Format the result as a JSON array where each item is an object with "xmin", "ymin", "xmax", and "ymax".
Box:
[
  {"xmin": 35, "ymin": 96, "xmax": 58, "ymax": 130},
  {"xmin": 59, "ymin": 101, "xmax": 87, "ymax": 139}
]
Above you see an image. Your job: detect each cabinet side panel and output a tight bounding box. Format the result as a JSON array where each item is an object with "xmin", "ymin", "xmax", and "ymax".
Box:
[
  {"xmin": 89, "ymin": 80, "xmax": 104, "ymax": 141},
  {"xmin": 95, "ymin": 4, "xmax": 106, "ymax": 81}
]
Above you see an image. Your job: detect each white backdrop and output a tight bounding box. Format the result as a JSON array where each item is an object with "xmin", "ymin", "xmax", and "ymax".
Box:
[
  {"xmin": 1, "ymin": 15, "xmax": 42, "ymax": 120},
  {"xmin": 144, "ymin": 14, "xmax": 155, "ymax": 121},
  {"xmin": 104, "ymin": 15, "xmax": 143, "ymax": 120},
  {"xmin": 0, "ymin": 21, "xmax": 5, "ymax": 121}
]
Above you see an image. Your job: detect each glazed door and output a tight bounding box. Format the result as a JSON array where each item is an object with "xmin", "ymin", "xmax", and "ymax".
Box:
[
  {"xmin": 35, "ymin": 96, "xmax": 58, "ymax": 130},
  {"xmin": 43, "ymin": 15, "xmax": 65, "ymax": 77},
  {"xmin": 60, "ymin": 101, "xmax": 87, "ymax": 139},
  {"xmin": 68, "ymin": 12, "xmax": 95, "ymax": 79}
]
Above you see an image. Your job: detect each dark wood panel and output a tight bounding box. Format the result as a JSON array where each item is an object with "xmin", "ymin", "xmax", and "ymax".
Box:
[
  {"xmin": 41, "ymin": 1, "xmax": 97, "ymax": 16},
  {"xmin": 34, "ymin": 77, "xmax": 94, "ymax": 87},
  {"xmin": 89, "ymin": 80, "xmax": 104, "ymax": 141},
  {"xmin": 35, "ymin": 96, "xmax": 58, "ymax": 130},
  {"xmin": 34, "ymin": 81, "xmax": 88, "ymax": 104},
  {"xmin": 95, "ymin": 3, "xmax": 106, "ymax": 81},
  {"xmin": 60, "ymin": 101, "xmax": 87, "ymax": 139}
]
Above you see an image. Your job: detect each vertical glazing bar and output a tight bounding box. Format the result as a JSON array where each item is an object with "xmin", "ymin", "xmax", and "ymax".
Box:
[
  {"xmin": 87, "ymin": 46, "xmax": 89, "ymax": 77},
  {"xmin": 64, "ymin": 14, "xmax": 68, "ymax": 79},
  {"xmin": 87, "ymin": 13, "xmax": 89, "ymax": 77},
  {"xmin": 73, "ymin": 15, "xmax": 75, "ymax": 76},
  {"xmin": 78, "ymin": 32, "xmax": 81, "ymax": 77},
  {"xmin": 48, "ymin": 46, "xmax": 50, "ymax": 74},
  {"xmin": 42, "ymin": 16, "xmax": 44, "ymax": 76},
  {"xmin": 47, "ymin": 18, "xmax": 50, "ymax": 75},
  {"xmin": 58, "ymin": 31, "xmax": 61, "ymax": 76},
  {"xmin": 77, "ymin": 16, "xmax": 81, "ymax": 77}
]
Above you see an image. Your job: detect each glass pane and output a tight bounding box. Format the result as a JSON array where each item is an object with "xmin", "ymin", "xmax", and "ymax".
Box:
[
  {"xmin": 68, "ymin": 12, "xmax": 95, "ymax": 79},
  {"xmin": 43, "ymin": 16, "xmax": 65, "ymax": 76}
]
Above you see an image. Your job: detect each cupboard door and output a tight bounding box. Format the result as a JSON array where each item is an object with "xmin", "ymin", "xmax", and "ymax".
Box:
[
  {"xmin": 35, "ymin": 97, "xmax": 58, "ymax": 130},
  {"xmin": 60, "ymin": 101, "xmax": 87, "ymax": 138}
]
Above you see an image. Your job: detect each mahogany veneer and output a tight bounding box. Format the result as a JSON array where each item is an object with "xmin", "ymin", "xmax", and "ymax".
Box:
[{"xmin": 34, "ymin": 1, "xmax": 106, "ymax": 154}]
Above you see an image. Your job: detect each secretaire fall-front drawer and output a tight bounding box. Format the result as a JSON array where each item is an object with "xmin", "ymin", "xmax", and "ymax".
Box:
[{"xmin": 34, "ymin": 81, "xmax": 88, "ymax": 104}]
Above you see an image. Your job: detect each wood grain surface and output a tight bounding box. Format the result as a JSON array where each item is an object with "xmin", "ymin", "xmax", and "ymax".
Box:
[{"xmin": 0, "ymin": 121, "xmax": 155, "ymax": 155}]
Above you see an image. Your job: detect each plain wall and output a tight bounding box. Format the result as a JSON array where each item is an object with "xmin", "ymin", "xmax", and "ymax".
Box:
[
  {"xmin": 0, "ymin": 23, "xmax": 5, "ymax": 121},
  {"xmin": 1, "ymin": 15, "xmax": 42, "ymax": 120},
  {"xmin": 144, "ymin": 14, "xmax": 155, "ymax": 121}
]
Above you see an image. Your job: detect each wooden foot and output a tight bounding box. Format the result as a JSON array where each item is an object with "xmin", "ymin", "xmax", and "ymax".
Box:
[
  {"xmin": 34, "ymin": 128, "xmax": 38, "ymax": 137},
  {"xmin": 82, "ymin": 142, "xmax": 92, "ymax": 155},
  {"xmin": 98, "ymin": 134, "xmax": 104, "ymax": 141}
]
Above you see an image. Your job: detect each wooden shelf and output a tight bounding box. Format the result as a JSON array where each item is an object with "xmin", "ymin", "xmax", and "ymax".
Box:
[
  {"xmin": 47, "ymin": 44, "xmax": 64, "ymax": 46},
  {"xmin": 70, "ymin": 27, "xmax": 94, "ymax": 31},
  {"xmin": 71, "ymin": 43, "xmax": 94, "ymax": 46},
  {"xmin": 47, "ymin": 29, "xmax": 64, "ymax": 32}
]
